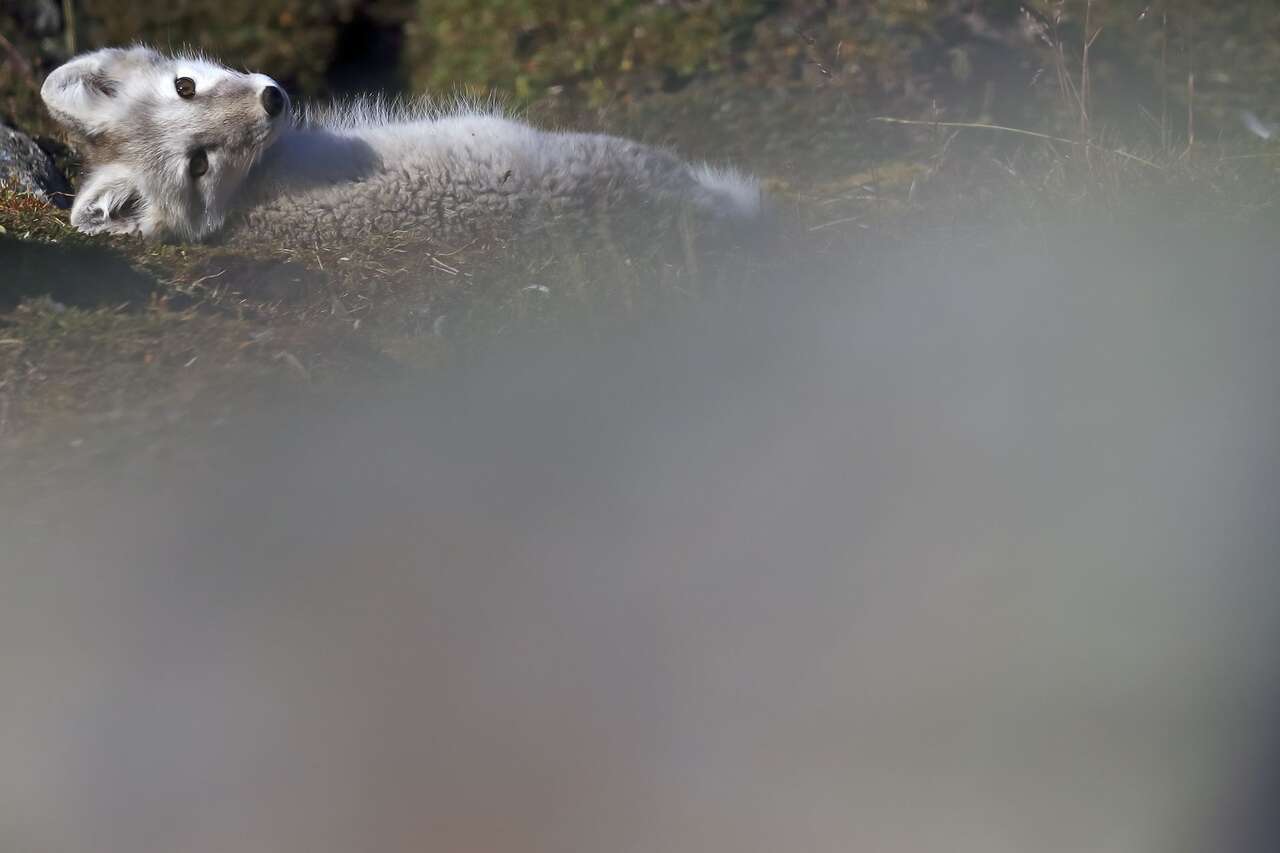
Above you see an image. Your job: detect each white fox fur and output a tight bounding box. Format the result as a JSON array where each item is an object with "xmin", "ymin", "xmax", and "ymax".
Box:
[{"xmin": 41, "ymin": 46, "xmax": 761, "ymax": 246}]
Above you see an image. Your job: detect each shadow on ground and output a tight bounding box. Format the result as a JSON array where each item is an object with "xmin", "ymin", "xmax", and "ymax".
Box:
[{"xmin": 1, "ymin": 234, "xmax": 157, "ymax": 310}]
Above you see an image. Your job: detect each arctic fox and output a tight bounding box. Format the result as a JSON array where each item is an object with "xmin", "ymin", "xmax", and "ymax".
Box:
[{"xmin": 41, "ymin": 46, "xmax": 761, "ymax": 246}]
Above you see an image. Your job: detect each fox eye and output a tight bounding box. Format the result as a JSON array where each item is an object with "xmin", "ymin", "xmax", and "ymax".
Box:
[
  {"xmin": 175, "ymin": 77, "xmax": 196, "ymax": 99},
  {"xmin": 189, "ymin": 149, "xmax": 209, "ymax": 178}
]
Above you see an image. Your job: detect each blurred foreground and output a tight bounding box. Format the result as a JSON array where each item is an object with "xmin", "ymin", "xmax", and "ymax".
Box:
[{"xmin": 2, "ymin": 221, "xmax": 1279, "ymax": 852}]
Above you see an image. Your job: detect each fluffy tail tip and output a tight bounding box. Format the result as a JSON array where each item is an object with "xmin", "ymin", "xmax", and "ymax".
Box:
[{"xmin": 693, "ymin": 164, "xmax": 763, "ymax": 219}]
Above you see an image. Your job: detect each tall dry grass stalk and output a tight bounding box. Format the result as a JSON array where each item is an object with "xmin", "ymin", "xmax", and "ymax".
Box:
[{"xmin": 61, "ymin": 0, "xmax": 76, "ymax": 55}]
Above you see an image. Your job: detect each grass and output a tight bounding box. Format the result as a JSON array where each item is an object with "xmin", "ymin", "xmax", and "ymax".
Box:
[
  {"xmin": 5, "ymin": 108, "xmax": 1279, "ymax": 479},
  {"xmin": 5, "ymin": 0, "xmax": 1280, "ymax": 483}
]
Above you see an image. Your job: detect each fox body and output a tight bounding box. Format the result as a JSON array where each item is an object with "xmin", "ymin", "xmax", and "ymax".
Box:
[{"xmin": 41, "ymin": 46, "xmax": 761, "ymax": 246}]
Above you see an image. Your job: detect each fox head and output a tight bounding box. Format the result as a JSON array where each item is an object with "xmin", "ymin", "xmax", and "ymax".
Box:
[{"xmin": 42, "ymin": 46, "xmax": 290, "ymax": 241}]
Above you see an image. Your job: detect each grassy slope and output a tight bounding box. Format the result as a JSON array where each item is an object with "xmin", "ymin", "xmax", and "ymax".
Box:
[{"xmin": 3, "ymin": 1, "xmax": 1280, "ymax": 480}]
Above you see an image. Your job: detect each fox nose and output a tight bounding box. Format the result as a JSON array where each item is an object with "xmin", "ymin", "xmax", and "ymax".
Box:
[{"xmin": 261, "ymin": 85, "xmax": 285, "ymax": 118}]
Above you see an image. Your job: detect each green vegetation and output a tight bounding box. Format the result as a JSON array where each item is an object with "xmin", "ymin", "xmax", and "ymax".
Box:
[
  {"xmin": 407, "ymin": 0, "xmax": 772, "ymax": 101},
  {"xmin": 5, "ymin": 1, "xmax": 1279, "ymax": 124}
]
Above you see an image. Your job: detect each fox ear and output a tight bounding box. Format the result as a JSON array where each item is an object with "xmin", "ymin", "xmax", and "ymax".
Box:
[
  {"xmin": 70, "ymin": 164, "xmax": 148, "ymax": 236},
  {"xmin": 41, "ymin": 47, "xmax": 161, "ymax": 136}
]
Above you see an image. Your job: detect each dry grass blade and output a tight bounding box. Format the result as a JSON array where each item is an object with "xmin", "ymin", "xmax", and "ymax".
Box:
[
  {"xmin": 871, "ymin": 117, "xmax": 1164, "ymax": 170},
  {"xmin": 0, "ymin": 30, "xmax": 38, "ymax": 88}
]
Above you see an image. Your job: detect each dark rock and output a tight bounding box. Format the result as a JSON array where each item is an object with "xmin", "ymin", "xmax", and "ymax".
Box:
[{"xmin": 0, "ymin": 125, "xmax": 73, "ymax": 208}]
